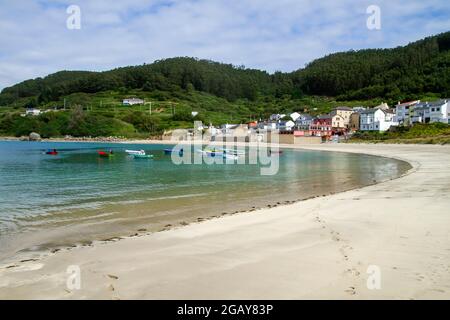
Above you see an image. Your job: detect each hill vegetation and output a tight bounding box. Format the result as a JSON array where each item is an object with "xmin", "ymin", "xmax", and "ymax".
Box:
[{"xmin": 350, "ymin": 123, "xmax": 450, "ymax": 144}]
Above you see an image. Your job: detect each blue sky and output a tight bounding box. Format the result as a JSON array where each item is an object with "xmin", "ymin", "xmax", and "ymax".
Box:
[{"xmin": 0, "ymin": 0, "xmax": 449, "ymax": 89}]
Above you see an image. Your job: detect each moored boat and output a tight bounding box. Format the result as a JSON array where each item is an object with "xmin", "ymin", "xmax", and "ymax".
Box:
[
  {"xmin": 98, "ymin": 151, "xmax": 114, "ymax": 157},
  {"xmin": 197, "ymin": 149, "xmax": 238, "ymax": 160},
  {"xmin": 164, "ymin": 148, "xmax": 183, "ymax": 156},
  {"xmin": 133, "ymin": 154, "xmax": 153, "ymax": 159},
  {"xmin": 45, "ymin": 149, "xmax": 58, "ymax": 155},
  {"xmin": 126, "ymin": 149, "xmax": 145, "ymax": 155}
]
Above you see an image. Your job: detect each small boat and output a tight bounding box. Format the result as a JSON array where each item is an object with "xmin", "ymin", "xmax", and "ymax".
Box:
[
  {"xmin": 218, "ymin": 148, "xmax": 245, "ymax": 156},
  {"xmin": 98, "ymin": 151, "xmax": 114, "ymax": 158},
  {"xmin": 197, "ymin": 149, "xmax": 238, "ymax": 160},
  {"xmin": 133, "ymin": 154, "xmax": 153, "ymax": 159},
  {"xmin": 164, "ymin": 148, "xmax": 183, "ymax": 156},
  {"xmin": 45, "ymin": 149, "xmax": 58, "ymax": 155},
  {"xmin": 269, "ymin": 150, "xmax": 283, "ymax": 154},
  {"xmin": 126, "ymin": 149, "xmax": 145, "ymax": 155}
]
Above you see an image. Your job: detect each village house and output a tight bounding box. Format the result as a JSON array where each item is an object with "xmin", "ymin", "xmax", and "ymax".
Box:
[
  {"xmin": 122, "ymin": 98, "xmax": 144, "ymax": 106},
  {"xmin": 330, "ymin": 107, "xmax": 353, "ymax": 128},
  {"xmin": 429, "ymin": 99, "xmax": 449, "ymax": 124},
  {"xmin": 290, "ymin": 112, "xmax": 301, "ymax": 122},
  {"xmin": 295, "ymin": 114, "xmax": 314, "ymax": 129},
  {"xmin": 394, "ymin": 100, "xmax": 421, "ymax": 125},
  {"xmin": 24, "ymin": 108, "xmax": 42, "ymax": 116},
  {"xmin": 331, "ymin": 114, "xmax": 346, "ymax": 130},
  {"xmin": 278, "ymin": 120, "xmax": 295, "ymax": 131},
  {"xmin": 257, "ymin": 121, "xmax": 277, "ymax": 131},
  {"xmin": 360, "ymin": 108, "xmax": 398, "ymax": 132},
  {"xmin": 310, "ymin": 115, "xmax": 333, "ymax": 139},
  {"xmin": 411, "ymin": 103, "xmax": 431, "ymax": 124},
  {"xmin": 352, "ymin": 106, "xmax": 366, "ymax": 112},
  {"xmin": 402, "ymin": 99, "xmax": 449, "ymax": 125},
  {"xmin": 349, "ymin": 112, "xmax": 361, "ymax": 132},
  {"xmin": 269, "ymin": 114, "xmax": 285, "ymax": 121}
]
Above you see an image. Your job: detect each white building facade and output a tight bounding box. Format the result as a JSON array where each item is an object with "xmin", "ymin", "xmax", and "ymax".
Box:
[
  {"xmin": 123, "ymin": 98, "xmax": 144, "ymax": 106},
  {"xmin": 360, "ymin": 109, "xmax": 398, "ymax": 132},
  {"xmin": 394, "ymin": 100, "xmax": 420, "ymax": 125},
  {"xmin": 411, "ymin": 100, "xmax": 449, "ymax": 124}
]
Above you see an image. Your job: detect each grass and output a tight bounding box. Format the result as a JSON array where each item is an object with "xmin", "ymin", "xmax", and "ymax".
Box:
[{"xmin": 349, "ymin": 123, "xmax": 450, "ymax": 144}]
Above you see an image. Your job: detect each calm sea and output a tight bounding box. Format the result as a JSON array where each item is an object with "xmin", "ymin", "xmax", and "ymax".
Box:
[{"xmin": 0, "ymin": 140, "xmax": 410, "ymax": 262}]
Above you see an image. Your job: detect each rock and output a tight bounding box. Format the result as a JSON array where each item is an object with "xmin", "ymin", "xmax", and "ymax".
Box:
[{"xmin": 29, "ymin": 132, "xmax": 41, "ymax": 141}]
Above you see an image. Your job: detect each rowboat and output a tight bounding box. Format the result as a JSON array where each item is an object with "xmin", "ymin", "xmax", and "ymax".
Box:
[
  {"xmin": 269, "ymin": 150, "xmax": 283, "ymax": 154},
  {"xmin": 197, "ymin": 149, "xmax": 238, "ymax": 160},
  {"xmin": 164, "ymin": 148, "xmax": 184, "ymax": 156},
  {"xmin": 133, "ymin": 154, "xmax": 153, "ymax": 159},
  {"xmin": 126, "ymin": 149, "xmax": 145, "ymax": 155},
  {"xmin": 218, "ymin": 147, "xmax": 245, "ymax": 156},
  {"xmin": 45, "ymin": 149, "xmax": 58, "ymax": 155},
  {"xmin": 98, "ymin": 151, "xmax": 114, "ymax": 157}
]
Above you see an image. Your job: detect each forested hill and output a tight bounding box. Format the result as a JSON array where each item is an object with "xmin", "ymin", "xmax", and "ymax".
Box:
[
  {"xmin": 1, "ymin": 31, "xmax": 449, "ymax": 108},
  {"xmin": 0, "ymin": 59, "xmax": 279, "ymax": 106},
  {"xmin": 292, "ymin": 31, "xmax": 450, "ymax": 100}
]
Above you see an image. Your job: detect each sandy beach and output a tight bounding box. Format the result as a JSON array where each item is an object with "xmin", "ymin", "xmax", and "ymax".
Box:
[{"xmin": 0, "ymin": 143, "xmax": 449, "ymax": 299}]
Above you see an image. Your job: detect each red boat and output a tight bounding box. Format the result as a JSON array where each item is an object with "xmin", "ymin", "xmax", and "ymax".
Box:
[
  {"xmin": 45, "ymin": 149, "xmax": 58, "ymax": 155},
  {"xmin": 98, "ymin": 150, "xmax": 114, "ymax": 157}
]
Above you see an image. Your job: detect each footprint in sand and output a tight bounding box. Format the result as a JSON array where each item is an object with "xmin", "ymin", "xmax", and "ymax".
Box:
[
  {"xmin": 345, "ymin": 268, "xmax": 361, "ymax": 277},
  {"xmin": 432, "ymin": 289, "xmax": 446, "ymax": 293},
  {"xmin": 345, "ymin": 287, "xmax": 356, "ymax": 295}
]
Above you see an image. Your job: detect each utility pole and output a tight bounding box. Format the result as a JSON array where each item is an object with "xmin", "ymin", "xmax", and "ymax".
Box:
[{"xmin": 63, "ymin": 98, "xmax": 66, "ymax": 110}]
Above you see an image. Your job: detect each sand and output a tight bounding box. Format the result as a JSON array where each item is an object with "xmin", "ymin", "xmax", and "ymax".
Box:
[{"xmin": 0, "ymin": 143, "xmax": 449, "ymax": 299}]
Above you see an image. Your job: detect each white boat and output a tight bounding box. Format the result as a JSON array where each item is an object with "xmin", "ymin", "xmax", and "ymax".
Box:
[
  {"xmin": 126, "ymin": 149, "xmax": 146, "ymax": 155},
  {"xmin": 218, "ymin": 148, "xmax": 245, "ymax": 156},
  {"xmin": 196, "ymin": 149, "xmax": 238, "ymax": 160}
]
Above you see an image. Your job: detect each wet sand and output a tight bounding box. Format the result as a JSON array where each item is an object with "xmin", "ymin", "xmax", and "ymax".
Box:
[{"xmin": 0, "ymin": 143, "xmax": 449, "ymax": 299}]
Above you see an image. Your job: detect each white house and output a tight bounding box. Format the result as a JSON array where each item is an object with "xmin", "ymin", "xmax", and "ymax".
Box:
[
  {"xmin": 269, "ymin": 114, "xmax": 286, "ymax": 121},
  {"xmin": 360, "ymin": 108, "xmax": 398, "ymax": 132},
  {"xmin": 25, "ymin": 108, "xmax": 41, "ymax": 116},
  {"xmin": 295, "ymin": 114, "xmax": 314, "ymax": 129},
  {"xmin": 279, "ymin": 120, "xmax": 295, "ymax": 131},
  {"xmin": 429, "ymin": 100, "xmax": 449, "ymax": 124},
  {"xmin": 290, "ymin": 112, "xmax": 301, "ymax": 122},
  {"xmin": 411, "ymin": 100, "xmax": 449, "ymax": 124},
  {"xmin": 260, "ymin": 122, "xmax": 277, "ymax": 130},
  {"xmin": 411, "ymin": 103, "xmax": 431, "ymax": 124},
  {"xmin": 123, "ymin": 98, "xmax": 144, "ymax": 106},
  {"xmin": 394, "ymin": 100, "xmax": 420, "ymax": 125}
]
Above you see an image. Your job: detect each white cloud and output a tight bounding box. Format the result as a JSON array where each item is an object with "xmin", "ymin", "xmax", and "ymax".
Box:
[{"xmin": 0, "ymin": 0, "xmax": 449, "ymax": 89}]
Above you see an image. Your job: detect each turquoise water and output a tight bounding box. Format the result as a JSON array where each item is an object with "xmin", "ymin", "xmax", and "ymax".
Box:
[{"xmin": 0, "ymin": 140, "xmax": 410, "ymax": 261}]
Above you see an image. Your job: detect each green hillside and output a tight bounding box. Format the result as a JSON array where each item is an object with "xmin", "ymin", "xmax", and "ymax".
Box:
[{"xmin": 292, "ymin": 32, "xmax": 450, "ymax": 100}]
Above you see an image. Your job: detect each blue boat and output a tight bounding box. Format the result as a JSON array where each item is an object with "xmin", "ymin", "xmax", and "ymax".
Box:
[{"xmin": 164, "ymin": 148, "xmax": 183, "ymax": 156}]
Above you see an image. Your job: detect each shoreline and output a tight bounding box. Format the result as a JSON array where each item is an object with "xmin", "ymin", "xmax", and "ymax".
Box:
[{"xmin": 0, "ymin": 143, "xmax": 449, "ymax": 299}]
